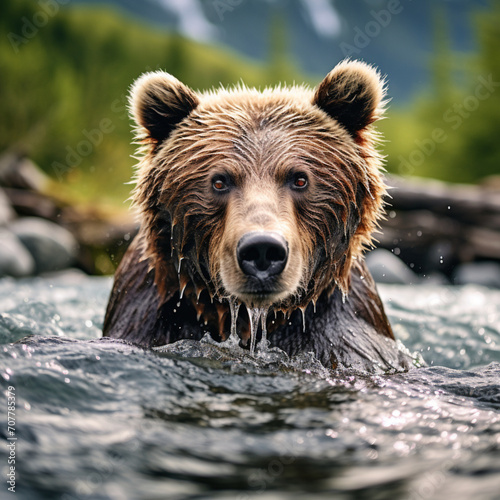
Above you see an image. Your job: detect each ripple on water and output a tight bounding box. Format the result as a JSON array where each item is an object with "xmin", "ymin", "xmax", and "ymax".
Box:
[{"xmin": 0, "ymin": 276, "xmax": 499, "ymax": 500}]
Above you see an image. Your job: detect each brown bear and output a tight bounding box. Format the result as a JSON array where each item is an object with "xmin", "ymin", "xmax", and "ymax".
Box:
[{"xmin": 103, "ymin": 60, "xmax": 413, "ymax": 373}]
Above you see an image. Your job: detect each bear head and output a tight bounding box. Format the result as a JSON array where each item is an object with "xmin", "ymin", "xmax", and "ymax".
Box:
[{"xmin": 129, "ymin": 60, "xmax": 386, "ymax": 320}]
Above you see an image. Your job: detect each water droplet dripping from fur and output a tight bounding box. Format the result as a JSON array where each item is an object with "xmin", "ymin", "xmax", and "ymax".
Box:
[
  {"xmin": 229, "ymin": 299, "xmax": 240, "ymax": 342},
  {"xmin": 260, "ymin": 309, "xmax": 269, "ymax": 351},
  {"xmin": 177, "ymin": 257, "xmax": 184, "ymax": 274},
  {"xmin": 247, "ymin": 306, "xmax": 258, "ymax": 355},
  {"xmin": 246, "ymin": 306, "xmax": 269, "ymax": 355},
  {"xmin": 299, "ymin": 306, "xmax": 306, "ymax": 333}
]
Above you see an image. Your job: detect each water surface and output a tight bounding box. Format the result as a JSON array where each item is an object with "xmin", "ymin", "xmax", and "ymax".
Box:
[{"xmin": 0, "ymin": 274, "xmax": 499, "ymax": 500}]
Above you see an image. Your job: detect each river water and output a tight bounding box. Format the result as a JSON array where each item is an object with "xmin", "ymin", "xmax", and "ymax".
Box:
[{"xmin": 0, "ymin": 274, "xmax": 499, "ymax": 500}]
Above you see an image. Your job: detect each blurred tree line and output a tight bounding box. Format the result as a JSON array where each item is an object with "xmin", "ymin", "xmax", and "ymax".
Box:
[
  {"xmin": 0, "ymin": 0, "xmax": 499, "ymax": 211},
  {"xmin": 381, "ymin": 0, "xmax": 500, "ymax": 183}
]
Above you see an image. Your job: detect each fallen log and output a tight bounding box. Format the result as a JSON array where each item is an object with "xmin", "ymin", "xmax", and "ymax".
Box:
[{"xmin": 376, "ymin": 175, "xmax": 500, "ymax": 278}]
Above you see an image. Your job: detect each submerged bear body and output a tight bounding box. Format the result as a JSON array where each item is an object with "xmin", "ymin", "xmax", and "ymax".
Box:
[{"xmin": 103, "ymin": 60, "xmax": 413, "ymax": 373}]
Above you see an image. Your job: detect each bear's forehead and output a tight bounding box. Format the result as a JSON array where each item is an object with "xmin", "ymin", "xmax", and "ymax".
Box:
[
  {"xmin": 172, "ymin": 88, "xmax": 354, "ymax": 152},
  {"xmin": 193, "ymin": 87, "xmax": 323, "ymax": 125}
]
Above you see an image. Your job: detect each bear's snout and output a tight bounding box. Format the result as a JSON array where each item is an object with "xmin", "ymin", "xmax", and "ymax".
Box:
[{"xmin": 237, "ymin": 232, "xmax": 288, "ymax": 281}]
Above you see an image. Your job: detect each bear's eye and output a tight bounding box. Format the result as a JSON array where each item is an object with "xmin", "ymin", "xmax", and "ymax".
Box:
[
  {"xmin": 290, "ymin": 173, "xmax": 308, "ymax": 191},
  {"xmin": 212, "ymin": 174, "xmax": 231, "ymax": 194}
]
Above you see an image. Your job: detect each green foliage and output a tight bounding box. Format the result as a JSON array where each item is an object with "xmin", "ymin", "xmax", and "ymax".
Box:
[
  {"xmin": 382, "ymin": 0, "xmax": 500, "ymax": 184},
  {"xmin": 0, "ymin": 0, "xmax": 307, "ymax": 207}
]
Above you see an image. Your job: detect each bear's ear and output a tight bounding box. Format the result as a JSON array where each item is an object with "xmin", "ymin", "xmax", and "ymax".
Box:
[
  {"xmin": 313, "ymin": 60, "xmax": 385, "ymax": 137},
  {"xmin": 130, "ymin": 71, "xmax": 199, "ymax": 143}
]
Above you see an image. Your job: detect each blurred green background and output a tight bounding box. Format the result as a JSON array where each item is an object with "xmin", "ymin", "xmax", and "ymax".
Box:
[{"xmin": 1, "ymin": 0, "xmax": 499, "ymax": 212}]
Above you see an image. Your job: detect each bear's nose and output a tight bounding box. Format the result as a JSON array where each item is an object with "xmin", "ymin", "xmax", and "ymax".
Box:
[{"xmin": 237, "ymin": 232, "xmax": 288, "ymax": 279}]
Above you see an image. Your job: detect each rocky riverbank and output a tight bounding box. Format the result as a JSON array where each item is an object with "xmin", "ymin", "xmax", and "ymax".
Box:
[
  {"xmin": 0, "ymin": 153, "xmax": 138, "ymax": 277},
  {"xmin": 1, "ymin": 153, "xmax": 499, "ymax": 287}
]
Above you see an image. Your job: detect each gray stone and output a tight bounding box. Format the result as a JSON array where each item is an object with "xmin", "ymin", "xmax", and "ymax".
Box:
[
  {"xmin": 0, "ymin": 188, "xmax": 15, "ymax": 226},
  {"xmin": 0, "ymin": 153, "xmax": 49, "ymax": 191},
  {"xmin": 8, "ymin": 217, "xmax": 78, "ymax": 273},
  {"xmin": 365, "ymin": 248, "xmax": 420, "ymax": 285},
  {"xmin": 453, "ymin": 262, "xmax": 500, "ymax": 288},
  {"xmin": 0, "ymin": 228, "xmax": 35, "ymax": 277}
]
